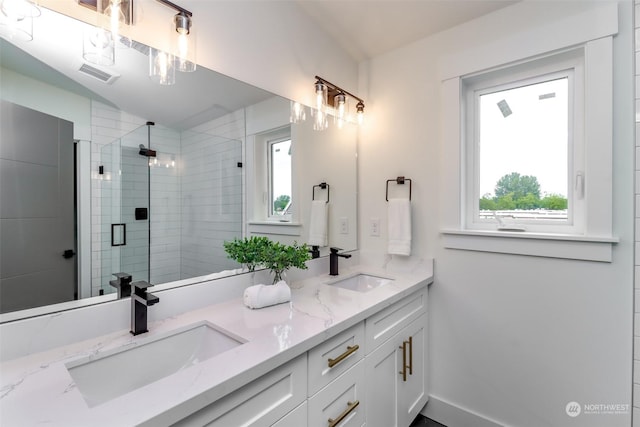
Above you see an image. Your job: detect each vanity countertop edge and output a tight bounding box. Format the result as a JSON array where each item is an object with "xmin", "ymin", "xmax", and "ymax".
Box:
[{"xmin": 0, "ymin": 262, "xmax": 433, "ymax": 427}]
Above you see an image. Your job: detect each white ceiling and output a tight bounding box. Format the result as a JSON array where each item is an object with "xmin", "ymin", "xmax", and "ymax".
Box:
[{"xmin": 296, "ymin": 0, "xmax": 518, "ymax": 61}]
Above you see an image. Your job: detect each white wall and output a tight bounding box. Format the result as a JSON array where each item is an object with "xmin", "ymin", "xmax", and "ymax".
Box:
[
  {"xmin": 359, "ymin": 2, "xmax": 634, "ymax": 426},
  {"xmin": 0, "ymin": 67, "xmax": 91, "ymax": 140}
]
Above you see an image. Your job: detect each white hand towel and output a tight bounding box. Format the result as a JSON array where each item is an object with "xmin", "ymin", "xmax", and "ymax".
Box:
[
  {"xmin": 387, "ymin": 198, "xmax": 411, "ymax": 256},
  {"xmin": 308, "ymin": 200, "xmax": 328, "ymax": 247},
  {"xmin": 243, "ymin": 281, "xmax": 291, "ymax": 309}
]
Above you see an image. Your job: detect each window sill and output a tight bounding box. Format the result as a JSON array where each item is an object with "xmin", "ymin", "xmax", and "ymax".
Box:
[
  {"xmin": 441, "ymin": 229, "xmax": 618, "ymax": 262},
  {"xmin": 248, "ymin": 221, "xmax": 302, "ymax": 236}
]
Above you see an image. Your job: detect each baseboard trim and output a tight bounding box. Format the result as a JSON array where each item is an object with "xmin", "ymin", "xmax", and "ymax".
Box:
[{"xmin": 422, "ymin": 395, "xmax": 505, "ymax": 427}]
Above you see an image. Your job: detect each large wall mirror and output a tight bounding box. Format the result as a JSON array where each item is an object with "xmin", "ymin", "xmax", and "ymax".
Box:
[{"xmin": 0, "ymin": 5, "xmax": 358, "ymax": 321}]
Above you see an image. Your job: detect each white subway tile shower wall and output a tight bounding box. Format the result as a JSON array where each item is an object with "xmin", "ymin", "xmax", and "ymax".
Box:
[
  {"xmin": 180, "ymin": 110, "xmax": 245, "ymax": 279},
  {"xmin": 148, "ymin": 126, "xmax": 182, "ymax": 284}
]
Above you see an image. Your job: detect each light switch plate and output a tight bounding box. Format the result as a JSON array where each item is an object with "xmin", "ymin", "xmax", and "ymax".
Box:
[
  {"xmin": 370, "ymin": 218, "xmax": 380, "ymax": 236},
  {"xmin": 340, "ymin": 217, "xmax": 348, "ymax": 234}
]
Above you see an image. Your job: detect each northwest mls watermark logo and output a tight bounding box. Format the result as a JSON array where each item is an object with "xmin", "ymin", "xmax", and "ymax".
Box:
[
  {"xmin": 565, "ymin": 401, "xmax": 629, "ymax": 417},
  {"xmin": 565, "ymin": 402, "xmax": 581, "ymax": 417}
]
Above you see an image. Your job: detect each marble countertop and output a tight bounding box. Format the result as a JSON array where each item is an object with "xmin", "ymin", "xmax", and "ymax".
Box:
[{"xmin": 0, "ymin": 262, "xmax": 433, "ymax": 427}]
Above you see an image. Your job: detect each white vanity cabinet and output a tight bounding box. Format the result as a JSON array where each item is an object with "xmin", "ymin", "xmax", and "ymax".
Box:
[
  {"xmin": 272, "ymin": 402, "xmax": 308, "ymax": 426},
  {"xmin": 365, "ymin": 289, "xmax": 428, "ymax": 427},
  {"xmin": 307, "ymin": 322, "xmax": 366, "ymax": 427},
  {"xmin": 172, "ymin": 354, "xmax": 307, "ymax": 427}
]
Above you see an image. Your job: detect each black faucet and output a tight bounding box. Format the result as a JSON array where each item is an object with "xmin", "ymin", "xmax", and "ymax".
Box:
[
  {"xmin": 109, "ymin": 272, "xmax": 132, "ymax": 298},
  {"xmin": 130, "ymin": 281, "xmax": 160, "ymax": 336},
  {"xmin": 329, "ymin": 247, "xmax": 352, "ymax": 276},
  {"xmin": 309, "ymin": 245, "xmax": 320, "ymax": 259}
]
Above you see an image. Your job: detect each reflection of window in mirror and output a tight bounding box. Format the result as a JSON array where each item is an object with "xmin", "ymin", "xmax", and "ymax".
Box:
[
  {"xmin": 268, "ymin": 138, "xmax": 292, "ymax": 220},
  {"xmin": 250, "ymin": 125, "xmax": 294, "ymax": 223}
]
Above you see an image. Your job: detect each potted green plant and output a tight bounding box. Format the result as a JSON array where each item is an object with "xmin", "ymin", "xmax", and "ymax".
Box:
[
  {"xmin": 223, "ymin": 236, "xmax": 271, "ymax": 272},
  {"xmin": 262, "ymin": 241, "xmax": 311, "ymax": 284}
]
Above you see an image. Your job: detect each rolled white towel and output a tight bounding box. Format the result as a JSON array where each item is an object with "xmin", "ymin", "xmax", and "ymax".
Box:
[{"xmin": 243, "ymin": 281, "xmax": 291, "ymax": 309}]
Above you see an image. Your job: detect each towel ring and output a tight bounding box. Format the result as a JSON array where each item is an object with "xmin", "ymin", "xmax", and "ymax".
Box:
[
  {"xmin": 386, "ymin": 176, "xmax": 412, "ymax": 201},
  {"xmin": 313, "ymin": 182, "xmax": 330, "ymax": 203}
]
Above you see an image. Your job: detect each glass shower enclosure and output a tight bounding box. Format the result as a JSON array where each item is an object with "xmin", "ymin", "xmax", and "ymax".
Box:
[
  {"xmin": 97, "ymin": 124, "xmax": 151, "ymax": 296},
  {"xmin": 92, "ymin": 123, "xmax": 243, "ymax": 297}
]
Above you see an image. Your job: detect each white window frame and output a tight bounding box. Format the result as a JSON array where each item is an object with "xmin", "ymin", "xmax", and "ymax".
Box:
[
  {"xmin": 462, "ymin": 50, "xmax": 585, "ymax": 235},
  {"xmin": 267, "ymin": 135, "xmax": 292, "ymax": 221},
  {"xmin": 440, "ymin": 31, "xmax": 618, "ymax": 262}
]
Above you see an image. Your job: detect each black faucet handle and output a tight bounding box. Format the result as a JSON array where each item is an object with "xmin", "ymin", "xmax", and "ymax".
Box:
[
  {"xmin": 132, "ymin": 281, "xmax": 153, "ymax": 293},
  {"xmin": 113, "ymin": 272, "xmax": 132, "ymax": 284},
  {"xmin": 132, "ymin": 280, "xmax": 152, "ymax": 289}
]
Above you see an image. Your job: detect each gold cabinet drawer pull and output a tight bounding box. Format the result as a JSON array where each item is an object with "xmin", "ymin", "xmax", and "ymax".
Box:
[
  {"xmin": 408, "ymin": 335, "xmax": 413, "ymax": 376},
  {"xmin": 398, "ymin": 340, "xmax": 407, "ymax": 381},
  {"xmin": 328, "ymin": 400, "xmax": 360, "ymax": 427},
  {"xmin": 328, "ymin": 344, "xmax": 359, "ymax": 368}
]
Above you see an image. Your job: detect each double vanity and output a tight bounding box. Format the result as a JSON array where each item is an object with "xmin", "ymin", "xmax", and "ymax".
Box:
[{"xmin": 0, "ymin": 255, "xmax": 432, "ymax": 426}]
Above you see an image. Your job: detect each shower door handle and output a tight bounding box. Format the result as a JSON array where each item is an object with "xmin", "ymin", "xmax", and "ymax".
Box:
[
  {"xmin": 111, "ymin": 223, "xmax": 127, "ymax": 246},
  {"xmin": 62, "ymin": 249, "xmax": 76, "ymax": 259}
]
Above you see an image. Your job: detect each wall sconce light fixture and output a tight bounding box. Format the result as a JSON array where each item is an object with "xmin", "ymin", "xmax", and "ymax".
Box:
[
  {"xmin": 311, "ymin": 76, "xmax": 365, "ymax": 130},
  {"xmin": 313, "ymin": 79, "xmax": 328, "ymax": 130},
  {"xmin": 154, "ymin": 0, "xmax": 196, "ymax": 74}
]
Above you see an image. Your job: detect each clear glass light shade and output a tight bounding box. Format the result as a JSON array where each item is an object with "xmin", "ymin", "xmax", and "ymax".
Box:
[
  {"xmin": 83, "ymin": 26, "xmax": 115, "ymax": 66},
  {"xmin": 0, "ymin": 0, "xmax": 39, "ymax": 41},
  {"xmin": 334, "ymin": 93, "xmax": 347, "ymax": 129},
  {"xmin": 356, "ymin": 101, "xmax": 365, "ymax": 125},
  {"xmin": 103, "ymin": 0, "xmax": 124, "ymax": 38},
  {"xmin": 290, "ymin": 101, "xmax": 306, "ymax": 123},
  {"xmin": 1, "ymin": 0, "xmax": 40, "ymax": 19},
  {"xmin": 149, "ymin": 48, "xmax": 176, "ymax": 85},
  {"xmin": 315, "ymin": 81, "xmax": 327, "ymax": 112},
  {"xmin": 313, "ymin": 81, "xmax": 328, "ymax": 130},
  {"xmin": 102, "ymin": 0, "xmax": 130, "ymax": 49},
  {"xmin": 173, "ymin": 14, "xmax": 195, "ymax": 72},
  {"xmin": 312, "ymin": 107, "xmax": 328, "ymax": 131}
]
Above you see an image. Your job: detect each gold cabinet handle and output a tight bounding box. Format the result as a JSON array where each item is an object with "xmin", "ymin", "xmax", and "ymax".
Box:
[
  {"xmin": 398, "ymin": 341, "xmax": 407, "ymax": 382},
  {"xmin": 328, "ymin": 344, "xmax": 359, "ymax": 368},
  {"xmin": 328, "ymin": 400, "xmax": 360, "ymax": 427},
  {"xmin": 408, "ymin": 335, "xmax": 413, "ymax": 376}
]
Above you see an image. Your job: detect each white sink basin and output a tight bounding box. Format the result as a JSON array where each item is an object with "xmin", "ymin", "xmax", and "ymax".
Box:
[
  {"xmin": 66, "ymin": 321, "xmax": 245, "ymax": 407},
  {"xmin": 328, "ymin": 273, "xmax": 394, "ymax": 292}
]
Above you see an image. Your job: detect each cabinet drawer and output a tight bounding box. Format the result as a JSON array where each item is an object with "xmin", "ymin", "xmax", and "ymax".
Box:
[
  {"xmin": 272, "ymin": 402, "xmax": 307, "ymax": 427},
  {"xmin": 308, "ymin": 360, "xmax": 366, "ymax": 427},
  {"xmin": 365, "ymin": 289, "xmax": 426, "ymax": 353},
  {"xmin": 173, "ymin": 354, "xmax": 307, "ymax": 427},
  {"xmin": 308, "ymin": 322, "xmax": 365, "ymax": 396}
]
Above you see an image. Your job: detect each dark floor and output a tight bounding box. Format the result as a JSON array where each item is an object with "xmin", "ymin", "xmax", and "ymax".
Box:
[{"xmin": 410, "ymin": 414, "xmax": 447, "ymax": 427}]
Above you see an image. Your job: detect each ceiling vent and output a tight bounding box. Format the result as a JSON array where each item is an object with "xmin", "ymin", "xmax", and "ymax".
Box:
[
  {"xmin": 78, "ymin": 63, "xmax": 120, "ymax": 84},
  {"xmin": 129, "ymin": 40, "xmax": 151, "ymax": 56}
]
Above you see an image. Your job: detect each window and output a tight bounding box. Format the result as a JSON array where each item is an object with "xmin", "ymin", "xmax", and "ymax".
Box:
[
  {"xmin": 463, "ymin": 50, "xmax": 584, "ymax": 234},
  {"xmin": 267, "ymin": 137, "xmax": 292, "ymax": 220},
  {"xmin": 441, "ymin": 37, "xmax": 616, "ymax": 261}
]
